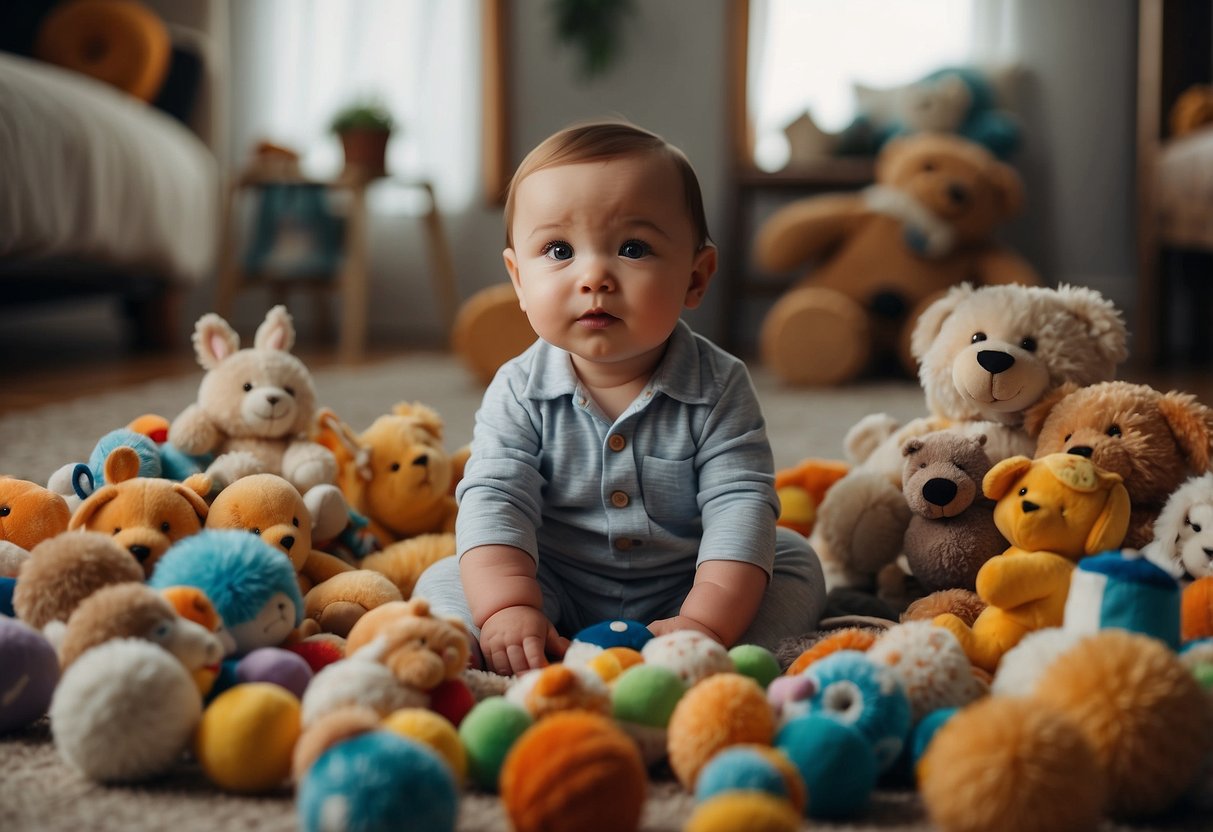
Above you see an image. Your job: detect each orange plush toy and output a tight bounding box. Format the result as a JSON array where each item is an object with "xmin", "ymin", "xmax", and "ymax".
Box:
[
  {"xmin": 933, "ymin": 453, "xmax": 1130, "ymax": 672},
  {"xmin": 68, "ymin": 447, "xmax": 211, "ymax": 576},
  {"xmin": 774, "ymin": 459, "xmax": 850, "ymax": 537},
  {"xmin": 0, "ymin": 476, "xmax": 71, "ymax": 579}
]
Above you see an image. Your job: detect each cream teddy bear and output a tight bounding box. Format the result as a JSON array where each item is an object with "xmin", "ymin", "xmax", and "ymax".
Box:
[
  {"xmin": 169, "ymin": 305, "xmax": 347, "ymax": 529},
  {"xmin": 811, "ymin": 283, "xmax": 1129, "ymax": 593}
]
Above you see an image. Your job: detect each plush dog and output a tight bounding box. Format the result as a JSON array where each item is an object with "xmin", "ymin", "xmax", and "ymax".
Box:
[
  {"xmin": 68, "ymin": 447, "xmax": 211, "ymax": 576},
  {"xmin": 933, "ymin": 453, "xmax": 1130, "ymax": 672},
  {"xmin": 1027, "ymin": 381, "xmax": 1213, "ymax": 550},
  {"xmin": 810, "ymin": 282, "xmax": 1128, "ymax": 591},
  {"xmin": 1144, "ymin": 473, "xmax": 1213, "ymax": 581}
]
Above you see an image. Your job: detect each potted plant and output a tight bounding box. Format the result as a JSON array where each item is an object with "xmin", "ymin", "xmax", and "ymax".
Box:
[{"xmin": 330, "ymin": 100, "xmax": 396, "ymax": 179}]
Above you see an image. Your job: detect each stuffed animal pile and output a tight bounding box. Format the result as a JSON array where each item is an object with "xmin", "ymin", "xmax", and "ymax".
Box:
[{"xmin": 4, "ymin": 287, "xmax": 1213, "ymax": 832}]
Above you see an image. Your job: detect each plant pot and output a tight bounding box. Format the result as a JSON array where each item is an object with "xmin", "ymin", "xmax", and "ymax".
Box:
[{"xmin": 339, "ymin": 128, "xmax": 391, "ymax": 178}]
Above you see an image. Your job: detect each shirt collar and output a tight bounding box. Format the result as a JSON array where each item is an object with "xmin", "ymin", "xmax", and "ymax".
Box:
[{"xmin": 523, "ymin": 319, "xmax": 713, "ymax": 404}]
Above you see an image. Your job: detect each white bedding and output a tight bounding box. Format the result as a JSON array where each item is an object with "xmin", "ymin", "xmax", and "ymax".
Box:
[{"xmin": 0, "ymin": 52, "xmax": 217, "ymax": 284}]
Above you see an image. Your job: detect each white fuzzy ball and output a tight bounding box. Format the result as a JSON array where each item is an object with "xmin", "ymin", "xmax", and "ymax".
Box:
[
  {"xmin": 300, "ymin": 656, "xmax": 427, "ymax": 727},
  {"xmin": 641, "ymin": 631, "xmax": 733, "ymax": 687},
  {"xmin": 866, "ymin": 621, "xmax": 986, "ymax": 722},
  {"xmin": 50, "ymin": 639, "xmax": 201, "ymax": 782},
  {"xmin": 992, "ymin": 627, "xmax": 1082, "ymax": 697}
]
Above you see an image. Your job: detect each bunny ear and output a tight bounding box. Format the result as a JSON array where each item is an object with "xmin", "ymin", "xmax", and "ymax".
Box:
[
  {"xmin": 193, "ymin": 313, "xmax": 240, "ymax": 370},
  {"xmin": 254, "ymin": 305, "xmax": 296, "ymax": 352}
]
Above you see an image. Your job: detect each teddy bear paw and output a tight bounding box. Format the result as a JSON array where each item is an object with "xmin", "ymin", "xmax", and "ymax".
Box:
[
  {"xmin": 207, "ymin": 452, "xmax": 266, "ymax": 491},
  {"xmin": 304, "ymin": 485, "xmax": 350, "ymax": 542}
]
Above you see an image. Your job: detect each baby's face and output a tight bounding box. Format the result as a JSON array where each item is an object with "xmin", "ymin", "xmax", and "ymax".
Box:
[{"xmin": 504, "ymin": 152, "xmax": 715, "ymax": 376}]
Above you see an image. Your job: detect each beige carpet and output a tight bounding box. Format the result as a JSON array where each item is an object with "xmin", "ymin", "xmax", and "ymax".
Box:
[{"xmin": 0, "ymin": 352, "xmax": 1205, "ymax": 831}]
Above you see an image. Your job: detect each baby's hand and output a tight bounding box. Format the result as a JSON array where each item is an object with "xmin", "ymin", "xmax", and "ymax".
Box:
[
  {"xmin": 480, "ymin": 605, "xmax": 568, "ymax": 676},
  {"xmin": 647, "ymin": 615, "xmax": 722, "ymax": 643}
]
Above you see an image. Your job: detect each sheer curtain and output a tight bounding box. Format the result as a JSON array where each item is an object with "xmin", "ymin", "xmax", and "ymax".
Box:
[
  {"xmin": 747, "ymin": 0, "xmax": 1021, "ymax": 170},
  {"xmin": 228, "ymin": 0, "xmax": 479, "ymax": 210}
]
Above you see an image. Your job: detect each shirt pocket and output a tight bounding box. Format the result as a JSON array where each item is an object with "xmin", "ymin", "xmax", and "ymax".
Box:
[{"xmin": 640, "ymin": 455, "xmax": 700, "ymax": 529}]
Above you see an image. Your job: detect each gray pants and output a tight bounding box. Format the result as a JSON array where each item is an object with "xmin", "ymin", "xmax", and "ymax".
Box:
[{"xmin": 412, "ymin": 527, "xmax": 826, "ymax": 651}]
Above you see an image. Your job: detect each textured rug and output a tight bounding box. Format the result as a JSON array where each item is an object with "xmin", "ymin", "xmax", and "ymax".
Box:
[{"xmin": 0, "ymin": 352, "xmax": 1206, "ymax": 831}]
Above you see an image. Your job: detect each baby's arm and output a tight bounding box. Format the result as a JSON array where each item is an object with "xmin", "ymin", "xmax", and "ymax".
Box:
[
  {"xmin": 461, "ymin": 544, "xmax": 567, "ymax": 675},
  {"xmin": 649, "ymin": 559, "xmax": 768, "ymax": 645}
]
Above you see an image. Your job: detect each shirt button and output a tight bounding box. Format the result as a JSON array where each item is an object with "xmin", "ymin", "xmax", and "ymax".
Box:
[
  {"xmin": 608, "ymin": 434, "xmax": 626, "ymax": 452},
  {"xmin": 614, "ymin": 537, "xmax": 632, "ymax": 551},
  {"xmin": 610, "ymin": 490, "xmax": 629, "ymax": 508}
]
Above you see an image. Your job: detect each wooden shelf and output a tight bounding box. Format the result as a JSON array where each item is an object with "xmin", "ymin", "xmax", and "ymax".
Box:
[{"xmin": 733, "ymin": 158, "xmax": 876, "ymax": 188}]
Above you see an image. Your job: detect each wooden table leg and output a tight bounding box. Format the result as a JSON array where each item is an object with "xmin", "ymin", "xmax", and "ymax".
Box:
[
  {"xmin": 419, "ymin": 181, "xmax": 461, "ymax": 333},
  {"xmin": 339, "ymin": 182, "xmax": 369, "ymax": 362}
]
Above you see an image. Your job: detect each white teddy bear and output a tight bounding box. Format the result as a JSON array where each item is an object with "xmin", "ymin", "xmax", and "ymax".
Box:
[
  {"xmin": 169, "ymin": 305, "xmax": 347, "ymax": 533},
  {"xmin": 1144, "ymin": 473, "xmax": 1213, "ymax": 581}
]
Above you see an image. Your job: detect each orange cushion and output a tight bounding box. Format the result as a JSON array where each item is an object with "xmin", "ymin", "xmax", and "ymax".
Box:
[{"xmin": 34, "ymin": 0, "xmax": 170, "ymax": 102}]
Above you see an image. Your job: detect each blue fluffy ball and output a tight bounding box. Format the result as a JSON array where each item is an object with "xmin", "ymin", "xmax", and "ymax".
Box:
[
  {"xmin": 573, "ymin": 619, "xmax": 653, "ymax": 651},
  {"xmin": 89, "ymin": 429, "xmax": 162, "ymax": 484},
  {"xmin": 775, "ymin": 713, "xmax": 877, "ymax": 819},
  {"xmin": 695, "ymin": 746, "xmax": 792, "ymax": 803},
  {"xmin": 298, "ymin": 731, "xmax": 458, "ymax": 832}
]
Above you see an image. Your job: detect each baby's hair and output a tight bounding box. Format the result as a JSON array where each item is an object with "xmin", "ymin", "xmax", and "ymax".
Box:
[{"xmin": 504, "ymin": 119, "xmax": 711, "ymax": 250}]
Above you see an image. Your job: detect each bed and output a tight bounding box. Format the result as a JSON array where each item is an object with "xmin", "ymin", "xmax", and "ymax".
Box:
[{"xmin": 0, "ymin": 1, "xmax": 220, "ymax": 348}]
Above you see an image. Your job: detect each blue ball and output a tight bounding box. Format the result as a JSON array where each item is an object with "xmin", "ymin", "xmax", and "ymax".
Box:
[
  {"xmin": 910, "ymin": 707, "xmax": 959, "ymax": 764},
  {"xmin": 298, "ymin": 731, "xmax": 457, "ymax": 832},
  {"xmin": 695, "ymin": 746, "xmax": 791, "ymax": 803},
  {"xmin": 776, "ymin": 713, "xmax": 877, "ymax": 819},
  {"xmin": 573, "ymin": 619, "xmax": 653, "ymax": 651},
  {"xmin": 798, "ymin": 650, "xmax": 911, "ymax": 771}
]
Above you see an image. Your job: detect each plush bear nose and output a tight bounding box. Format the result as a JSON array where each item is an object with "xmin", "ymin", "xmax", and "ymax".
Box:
[
  {"xmin": 1068, "ymin": 446, "xmax": 1094, "ymax": 458},
  {"xmin": 1021, "ymin": 500, "xmax": 1040, "ymax": 513},
  {"xmin": 413, "ymin": 454, "xmax": 429, "ymax": 467},
  {"xmin": 1203, "ymin": 548, "xmax": 1213, "ymax": 558},
  {"xmin": 923, "ymin": 478, "xmax": 958, "ymax": 506},
  {"xmin": 280, "ymin": 535, "xmax": 295, "ymax": 551},
  {"xmin": 977, "ymin": 350, "xmax": 1015, "ymax": 374},
  {"xmin": 267, "ymin": 395, "xmax": 280, "ymax": 405},
  {"xmin": 870, "ymin": 290, "xmax": 908, "ymax": 320},
  {"xmin": 129, "ymin": 544, "xmax": 151, "ymax": 562}
]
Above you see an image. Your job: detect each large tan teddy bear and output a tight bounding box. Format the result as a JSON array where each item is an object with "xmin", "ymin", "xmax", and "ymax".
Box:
[
  {"xmin": 316, "ymin": 402, "xmax": 470, "ymax": 599},
  {"xmin": 755, "ymin": 132, "xmax": 1041, "ymax": 386},
  {"xmin": 812, "ymin": 282, "xmax": 1129, "ymax": 592}
]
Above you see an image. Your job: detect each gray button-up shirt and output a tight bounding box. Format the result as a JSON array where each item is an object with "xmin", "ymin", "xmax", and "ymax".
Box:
[{"xmin": 456, "ymin": 320, "xmax": 779, "ymax": 613}]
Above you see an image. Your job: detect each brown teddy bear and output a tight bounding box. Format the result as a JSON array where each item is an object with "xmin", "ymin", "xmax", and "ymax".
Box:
[
  {"xmin": 316, "ymin": 402, "xmax": 470, "ymax": 598},
  {"xmin": 68, "ymin": 446, "xmax": 211, "ymax": 576},
  {"xmin": 205, "ymin": 473, "xmax": 402, "ymax": 637},
  {"xmin": 933, "ymin": 453, "xmax": 1130, "ymax": 672},
  {"xmin": 754, "ymin": 132, "xmax": 1041, "ymax": 386},
  {"xmin": 13, "ymin": 531, "xmax": 146, "ymax": 629},
  {"xmin": 1027, "ymin": 381, "xmax": 1213, "ymax": 550},
  {"xmin": 811, "ymin": 282, "xmax": 1128, "ymax": 592}
]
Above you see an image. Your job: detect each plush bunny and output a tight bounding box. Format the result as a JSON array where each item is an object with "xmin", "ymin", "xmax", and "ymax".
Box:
[{"xmin": 169, "ymin": 306, "xmax": 347, "ymax": 527}]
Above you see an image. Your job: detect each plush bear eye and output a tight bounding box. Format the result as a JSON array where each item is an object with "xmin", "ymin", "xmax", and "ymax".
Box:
[
  {"xmin": 1018, "ymin": 487, "xmax": 1028, "ymax": 497},
  {"xmin": 1187, "ymin": 516, "xmax": 1202, "ymax": 533},
  {"xmin": 390, "ymin": 462, "xmax": 401, "ymax": 472},
  {"xmin": 284, "ymin": 386, "xmax": 296, "ymax": 397},
  {"xmin": 242, "ymin": 382, "xmax": 253, "ymax": 392},
  {"xmin": 292, "ymin": 517, "xmax": 300, "ymax": 527},
  {"xmin": 113, "ymin": 527, "xmax": 122, "ymax": 534},
  {"xmin": 1064, "ymin": 434, "xmax": 1072, "ymax": 442},
  {"xmin": 920, "ymin": 462, "xmax": 927, "ymax": 469},
  {"xmin": 971, "ymin": 332, "xmax": 987, "ymax": 344},
  {"xmin": 160, "ymin": 522, "xmax": 171, "ymax": 533},
  {"xmin": 922, "ymin": 160, "xmax": 936, "ymax": 172},
  {"xmin": 1020, "ymin": 337, "xmax": 1037, "ymax": 352},
  {"xmin": 1106, "ymin": 425, "xmax": 1122, "ymax": 437},
  {"xmin": 0, "ymin": 506, "xmax": 9, "ymax": 517},
  {"xmin": 251, "ymin": 527, "xmax": 261, "ymax": 536}
]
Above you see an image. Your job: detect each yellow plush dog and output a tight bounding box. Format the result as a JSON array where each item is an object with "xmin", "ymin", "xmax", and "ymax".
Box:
[
  {"xmin": 934, "ymin": 453, "xmax": 1130, "ymax": 672},
  {"xmin": 68, "ymin": 447, "xmax": 211, "ymax": 576}
]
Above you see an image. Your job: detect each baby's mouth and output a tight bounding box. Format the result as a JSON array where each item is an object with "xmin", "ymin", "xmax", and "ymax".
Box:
[{"xmin": 578, "ymin": 308, "xmax": 618, "ymax": 329}]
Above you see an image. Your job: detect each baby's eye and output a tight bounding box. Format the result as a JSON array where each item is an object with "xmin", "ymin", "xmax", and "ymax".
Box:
[
  {"xmin": 619, "ymin": 239, "xmax": 650, "ymax": 259},
  {"xmin": 971, "ymin": 332, "xmax": 987, "ymax": 344},
  {"xmin": 1020, "ymin": 337, "xmax": 1037, "ymax": 352},
  {"xmin": 541, "ymin": 241, "xmax": 573, "ymax": 261},
  {"xmin": 1106, "ymin": 425, "xmax": 1122, "ymax": 437}
]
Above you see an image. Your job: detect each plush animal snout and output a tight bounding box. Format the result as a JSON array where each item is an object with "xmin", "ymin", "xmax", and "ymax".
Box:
[
  {"xmin": 977, "ymin": 350, "xmax": 1015, "ymax": 374},
  {"xmin": 1021, "ymin": 500, "xmax": 1040, "ymax": 513},
  {"xmin": 1067, "ymin": 446, "xmax": 1094, "ymax": 458},
  {"xmin": 129, "ymin": 544, "xmax": 152, "ymax": 563},
  {"xmin": 923, "ymin": 478, "xmax": 958, "ymax": 507},
  {"xmin": 947, "ymin": 182, "xmax": 970, "ymax": 206}
]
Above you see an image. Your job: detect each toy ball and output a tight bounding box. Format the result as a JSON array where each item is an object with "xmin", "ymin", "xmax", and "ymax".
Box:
[
  {"xmin": 1182, "ymin": 576, "xmax": 1213, "ymax": 642},
  {"xmin": 0, "ymin": 615, "xmax": 59, "ymax": 733},
  {"xmin": 427, "ymin": 676, "xmax": 476, "ymax": 727},
  {"xmin": 574, "ymin": 618, "xmax": 653, "ymax": 651},
  {"xmin": 1031, "ymin": 629, "xmax": 1213, "ymax": 818},
  {"xmin": 684, "ymin": 791, "xmax": 802, "ymax": 832},
  {"xmin": 785, "ymin": 626, "xmax": 877, "ymax": 676},
  {"xmin": 919, "ymin": 696, "xmax": 1103, "ymax": 832},
  {"xmin": 866, "ymin": 621, "xmax": 984, "ymax": 721},
  {"xmin": 500, "ymin": 710, "xmax": 647, "ymax": 832},
  {"xmin": 694, "ymin": 744, "xmax": 806, "ymax": 815},
  {"xmin": 298, "ymin": 731, "xmax": 458, "ymax": 832},
  {"xmin": 585, "ymin": 646, "xmax": 644, "ymax": 683},
  {"xmin": 457, "ymin": 695, "xmax": 534, "ymax": 791},
  {"xmin": 775, "ymin": 713, "xmax": 877, "ymax": 819},
  {"xmin": 611, "ymin": 663, "xmax": 687, "ymax": 766},
  {"xmin": 285, "ymin": 637, "xmax": 346, "ymax": 674},
  {"xmin": 50, "ymin": 638, "xmax": 201, "ymax": 782},
  {"xmin": 667, "ymin": 672, "xmax": 775, "ymax": 790},
  {"xmin": 195, "ymin": 682, "xmax": 302, "ymax": 793},
  {"xmin": 793, "ymin": 649, "xmax": 912, "ymax": 771},
  {"xmin": 236, "ymin": 647, "xmax": 314, "ymax": 699},
  {"xmin": 291, "ymin": 705, "xmax": 381, "ymax": 782},
  {"xmin": 506, "ymin": 663, "xmax": 611, "ymax": 719},
  {"xmin": 990, "ymin": 627, "xmax": 1080, "ymax": 698},
  {"xmin": 909, "ymin": 706, "xmax": 958, "ymax": 765},
  {"xmin": 1064, "ymin": 550, "xmax": 1181, "ymax": 648},
  {"xmin": 643, "ymin": 630, "xmax": 734, "ymax": 687},
  {"xmin": 301, "ymin": 657, "xmax": 427, "ymax": 727},
  {"xmin": 728, "ymin": 644, "xmax": 782, "ymax": 689},
  {"xmin": 382, "ymin": 707, "xmax": 466, "ymax": 783}
]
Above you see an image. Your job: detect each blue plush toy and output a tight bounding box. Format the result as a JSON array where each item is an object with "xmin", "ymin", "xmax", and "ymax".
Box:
[
  {"xmin": 1064, "ymin": 550, "xmax": 1181, "ymax": 649},
  {"xmin": 149, "ymin": 529, "xmax": 304, "ymax": 657},
  {"xmin": 49, "ymin": 427, "xmax": 209, "ymax": 503},
  {"xmin": 775, "ymin": 713, "xmax": 878, "ymax": 819}
]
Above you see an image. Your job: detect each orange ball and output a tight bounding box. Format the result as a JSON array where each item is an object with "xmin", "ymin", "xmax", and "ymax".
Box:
[
  {"xmin": 785, "ymin": 627, "xmax": 877, "ymax": 676},
  {"xmin": 500, "ymin": 711, "xmax": 646, "ymax": 832},
  {"xmin": 1182, "ymin": 576, "xmax": 1213, "ymax": 642},
  {"xmin": 666, "ymin": 673, "xmax": 775, "ymax": 790}
]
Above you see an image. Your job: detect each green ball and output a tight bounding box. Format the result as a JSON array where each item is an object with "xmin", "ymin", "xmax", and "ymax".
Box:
[
  {"xmin": 729, "ymin": 644, "xmax": 782, "ymax": 689},
  {"xmin": 457, "ymin": 696, "xmax": 533, "ymax": 791},
  {"xmin": 612, "ymin": 664, "xmax": 686, "ymax": 728}
]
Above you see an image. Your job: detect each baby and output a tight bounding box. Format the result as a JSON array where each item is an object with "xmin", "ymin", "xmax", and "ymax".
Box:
[{"xmin": 414, "ymin": 120, "xmax": 826, "ymax": 675}]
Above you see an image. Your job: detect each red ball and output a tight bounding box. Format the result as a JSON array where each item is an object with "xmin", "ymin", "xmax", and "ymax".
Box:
[
  {"xmin": 429, "ymin": 677, "xmax": 476, "ymax": 727},
  {"xmin": 285, "ymin": 639, "xmax": 344, "ymax": 674}
]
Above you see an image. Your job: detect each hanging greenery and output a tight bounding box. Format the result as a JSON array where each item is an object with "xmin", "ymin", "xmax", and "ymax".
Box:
[{"xmin": 550, "ymin": 0, "xmax": 637, "ymax": 80}]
